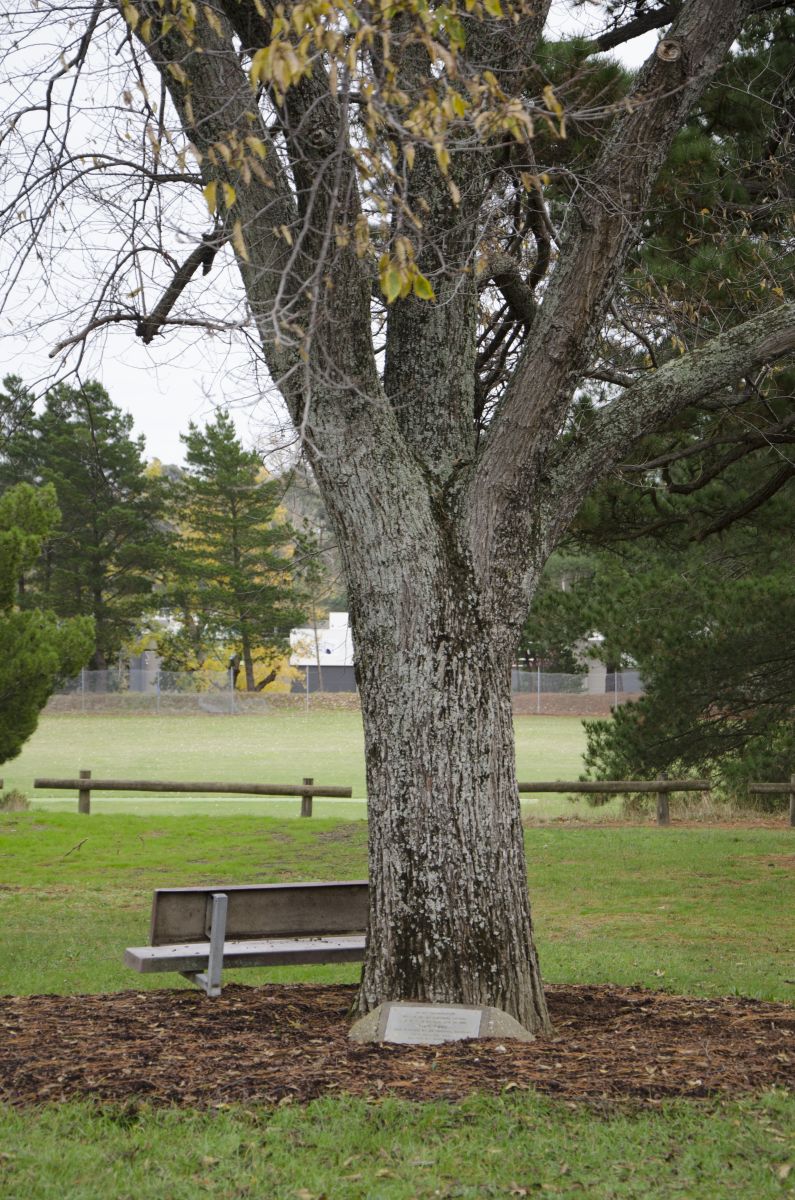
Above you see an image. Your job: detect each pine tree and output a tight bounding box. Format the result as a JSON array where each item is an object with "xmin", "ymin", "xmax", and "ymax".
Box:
[
  {"xmin": 521, "ymin": 13, "xmax": 795, "ymax": 802},
  {"xmin": 0, "ymin": 484, "xmax": 94, "ymax": 763},
  {"xmin": 0, "ymin": 379, "xmax": 170, "ymax": 669},
  {"xmin": 170, "ymin": 412, "xmax": 306, "ymax": 690}
]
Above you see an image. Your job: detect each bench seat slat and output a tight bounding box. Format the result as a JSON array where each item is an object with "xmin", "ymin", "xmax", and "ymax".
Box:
[{"xmin": 124, "ymin": 933, "xmax": 366, "ymax": 974}]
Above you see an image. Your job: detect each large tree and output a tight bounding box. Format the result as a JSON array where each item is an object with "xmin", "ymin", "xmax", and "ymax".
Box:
[
  {"xmin": 168, "ymin": 411, "xmax": 305, "ymax": 690},
  {"xmin": 2, "ymin": 0, "xmax": 794, "ymax": 1031}
]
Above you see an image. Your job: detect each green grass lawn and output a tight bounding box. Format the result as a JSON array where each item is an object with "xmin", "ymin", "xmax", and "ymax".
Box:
[
  {"xmin": 1, "ymin": 812, "xmax": 791, "ymax": 999},
  {"xmin": 2, "ymin": 731, "xmax": 793, "ymax": 1199},
  {"xmin": 1, "ymin": 1091, "xmax": 793, "ymax": 1199},
  {"xmin": 4, "ymin": 711, "xmax": 610, "ymax": 820}
]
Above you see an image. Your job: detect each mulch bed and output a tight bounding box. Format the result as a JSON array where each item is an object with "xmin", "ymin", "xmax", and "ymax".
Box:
[{"xmin": 1, "ymin": 984, "xmax": 792, "ymax": 1108}]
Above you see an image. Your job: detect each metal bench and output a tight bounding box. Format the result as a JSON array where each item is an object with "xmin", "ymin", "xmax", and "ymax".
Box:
[{"xmin": 124, "ymin": 880, "xmax": 368, "ymax": 996}]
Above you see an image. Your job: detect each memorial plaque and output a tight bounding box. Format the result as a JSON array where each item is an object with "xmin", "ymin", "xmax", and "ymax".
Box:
[
  {"xmin": 381, "ymin": 1002, "xmax": 483, "ymax": 1045},
  {"xmin": 349, "ymin": 1001, "xmax": 535, "ymax": 1044}
]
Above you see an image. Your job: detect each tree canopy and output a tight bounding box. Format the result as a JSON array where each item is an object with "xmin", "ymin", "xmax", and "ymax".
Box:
[{"xmin": 0, "ymin": 483, "xmax": 94, "ymax": 764}]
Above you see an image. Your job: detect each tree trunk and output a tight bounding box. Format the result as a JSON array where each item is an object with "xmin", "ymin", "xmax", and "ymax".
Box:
[
  {"xmin": 240, "ymin": 627, "xmax": 256, "ymax": 692},
  {"xmin": 351, "ymin": 578, "xmax": 551, "ymax": 1036}
]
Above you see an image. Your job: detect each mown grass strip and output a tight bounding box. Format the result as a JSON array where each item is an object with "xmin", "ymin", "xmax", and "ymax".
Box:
[
  {"xmin": 2, "ymin": 712, "xmax": 590, "ymax": 806},
  {"xmin": 0, "ymin": 1092, "xmax": 792, "ymax": 1199}
]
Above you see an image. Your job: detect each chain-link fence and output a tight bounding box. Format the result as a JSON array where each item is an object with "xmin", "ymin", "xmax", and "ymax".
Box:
[
  {"xmin": 510, "ymin": 668, "xmax": 643, "ymax": 715},
  {"xmin": 48, "ymin": 668, "xmax": 247, "ymax": 714},
  {"xmin": 45, "ymin": 666, "xmax": 644, "ymax": 716}
]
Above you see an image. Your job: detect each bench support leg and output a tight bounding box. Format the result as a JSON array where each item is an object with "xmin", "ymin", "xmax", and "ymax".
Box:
[{"xmin": 181, "ymin": 892, "xmax": 228, "ymax": 997}]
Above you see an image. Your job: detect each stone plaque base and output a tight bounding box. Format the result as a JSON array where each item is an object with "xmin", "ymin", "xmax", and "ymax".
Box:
[{"xmin": 349, "ymin": 1001, "xmax": 535, "ymax": 1045}]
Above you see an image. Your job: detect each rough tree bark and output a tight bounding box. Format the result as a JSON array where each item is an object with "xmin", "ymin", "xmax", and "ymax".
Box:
[{"xmin": 21, "ymin": 0, "xmax": 794, "ymax": 1033}]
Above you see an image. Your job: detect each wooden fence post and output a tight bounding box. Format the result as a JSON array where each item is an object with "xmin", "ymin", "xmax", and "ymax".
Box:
[
  {"xmin": 656, "ymin": 773, "xmax": 670, "ymax": 826},
  {"xmin": 790, "ymin": 773, "xmax": 795, "ymax": 829},
  {"xmin": 301, "ymin": 777, "xmax": 313, "ymax": 818},
  {"xmin": 78, "ymin": 769, "xmax": 91, "ymax": 815}
]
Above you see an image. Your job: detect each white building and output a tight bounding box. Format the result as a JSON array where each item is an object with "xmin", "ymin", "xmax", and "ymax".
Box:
[{"xmin": 289, "ymin": 611, "xmax": 356, "ymax": 692}]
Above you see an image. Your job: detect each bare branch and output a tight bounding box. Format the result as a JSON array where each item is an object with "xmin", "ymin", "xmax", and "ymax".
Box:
[
  {"xmin": 50, "ymin": 313, "xmax": 135, "ymax": 358},
  {"xmin": 624, "ymin": 410, "xmax": 795, "ymax": 470},
  {"xmin": 135, "ymin": 235, "xmax": 222, "ymax": 345}
]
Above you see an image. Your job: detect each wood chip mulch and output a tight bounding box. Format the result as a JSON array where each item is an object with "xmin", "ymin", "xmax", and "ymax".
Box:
[{"xmin": 0, "ymin": 984, "xmax": 792, "ymax": 1108}]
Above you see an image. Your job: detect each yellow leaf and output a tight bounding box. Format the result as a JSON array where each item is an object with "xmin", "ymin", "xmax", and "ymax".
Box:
[
  {"xmin": 140, "ymin": 17, "xmax": 152, "ymax": 40},
  {"xmin": 483, "ymin": 0, "xmax": 503, "ymax": 16},
  {"xmin": 203, "ymin": 4, "xmax": 222, "ymax": 35},
  {"xmin": 168, "ymin": 62, "xmax": 188, "ymax": 86},
  {"xmin": 221, "ymin": 181, "xmax": 236, "ymax": 209},
  {"xmin": 413, "ymin": 272, "xmax": 435, "ymax": 301},
  {"xmin": 231, "ymin": 219, "xmax": 250, "ymax": 263},
  {"xmin": 381, "ymin": 266, "xmax": 403, "ymax": 303},
  {"xmin": 279, "ymin": 224, "xmax": 293, "ymax": 245},
  {"xmin": 245, "ymin": 135, "xmax": 268, "ymax": 160},
  {"xmin": 451, "ymin": 91, "xmax": 467, "ymax": 118},
  {"xmin": 404, "ymin": 143, "xmax": 415, "ymax": 171},
  {"xmin": 448, "ymin": 179, "xmax": 460, "ymax": 205},
  {"xmin": 122, "ymin": 3, "xmax": 139, "ymax": 32},
  {"xmin": 249, "ymin": 47, "xmax": 270, "ymax": 86},
  {"xmin": 542, "ymin": 84, "xmax": 563, "ymax": 117},
  {"xmin": 202, "ymin": 180, "xmax": 218, "ymax": 214}
]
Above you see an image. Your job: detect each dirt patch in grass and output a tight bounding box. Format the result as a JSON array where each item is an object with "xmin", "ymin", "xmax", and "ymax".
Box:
[
  {"xmin": 755, "ymin": 854, "xmax": 795, "ymax": 868},
  {"xmin": 1, "ymin": 984, "xmax": 792, "ymax": 1108},
  {"xmin": 313, "ymin": 824, "xmax": 364, "ymax": 843}
]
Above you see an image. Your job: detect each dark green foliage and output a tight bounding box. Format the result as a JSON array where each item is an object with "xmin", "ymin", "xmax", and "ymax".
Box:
[
  {"xmin": 0, "ymin": 484, "xmax": 94, "ymax": 763},
  {"xmin": 166, "ymin": 411, "xmax": 306, "ymax": 689},
  {"xmin": 519, "ymin": 552, "xmax": 596, "ymax": 673},
  {"xmin": 526, "ymin": 14, "xmax": 795, "ymax": 804},
  {"xmin": 555, "ymin": 459, "xmax": 795, "ymax": 801},
  {"xmin": 580, "ymin": 560, "xmax": 794, "ymax": 803},
  {"xmin": 0, "ymin": 378, "xmax": 169, "ymax": 668}
]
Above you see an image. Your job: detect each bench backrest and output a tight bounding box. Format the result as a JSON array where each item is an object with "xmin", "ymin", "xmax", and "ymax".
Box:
[{"xmin": 149, "ymin": 880, "xmax": 369, "ymax": 945}]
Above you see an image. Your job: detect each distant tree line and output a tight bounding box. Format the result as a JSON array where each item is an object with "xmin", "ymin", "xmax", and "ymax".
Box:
[{"xmin": 0, "ymin": 379, "xmax": 313, "ymax": 704}]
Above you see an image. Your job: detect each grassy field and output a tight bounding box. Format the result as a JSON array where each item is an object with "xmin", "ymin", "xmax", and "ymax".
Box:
[
  {"xmin": 1, "ymin": 808, "xmax": 793, "ymax": 1198},
  {"xmin": 1, "ymin": 809, "xmax": 794, "ymax": 1197},
  {"xmin": 4, "ymin": 711, "xmax": 612, "ymax": 820}
]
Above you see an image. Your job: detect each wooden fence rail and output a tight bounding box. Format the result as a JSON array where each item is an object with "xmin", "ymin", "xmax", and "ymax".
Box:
[
  {"xmin": 517, "ymin": 777, "xmax": 711, "ymax": 827},
  {"xmin": 27, "ymin": 773, "xmax": 795, "ymax": 825},
  {"xmin": 33, "ymin": 771, "xmax": 351, "ymax": 816},
  {"xmin": 749, "ymin": 774, "xmax": 795, "ymax": 826},
  {"xmin": 518, "ymin": 776, "xmax": 795, "ymax": 826}
]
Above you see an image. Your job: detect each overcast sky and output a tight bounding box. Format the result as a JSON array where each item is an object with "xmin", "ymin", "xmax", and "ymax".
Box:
[{"xmin": 1, "ymin": 8, "xmax": 658, "ymax": 467}]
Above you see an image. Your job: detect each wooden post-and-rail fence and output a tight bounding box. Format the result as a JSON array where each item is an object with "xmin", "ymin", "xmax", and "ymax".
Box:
[
  {"xmin": 749, "ymin": 774, "xmax": 795, "ymax": 827},
  {"xmin": 516, "ymin": 777, "xmax": 711, "ymax": 826},
  {"xmin": 33, "ymin": 772, "xmax": 352, "ymax": 816},
  {"xmin": 28, "ymin": 773, "xmax": 795, "ymax": 824},
  {"xmin": 518, "ymin": 776, "xmax": 795, "ymax": 826}
]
